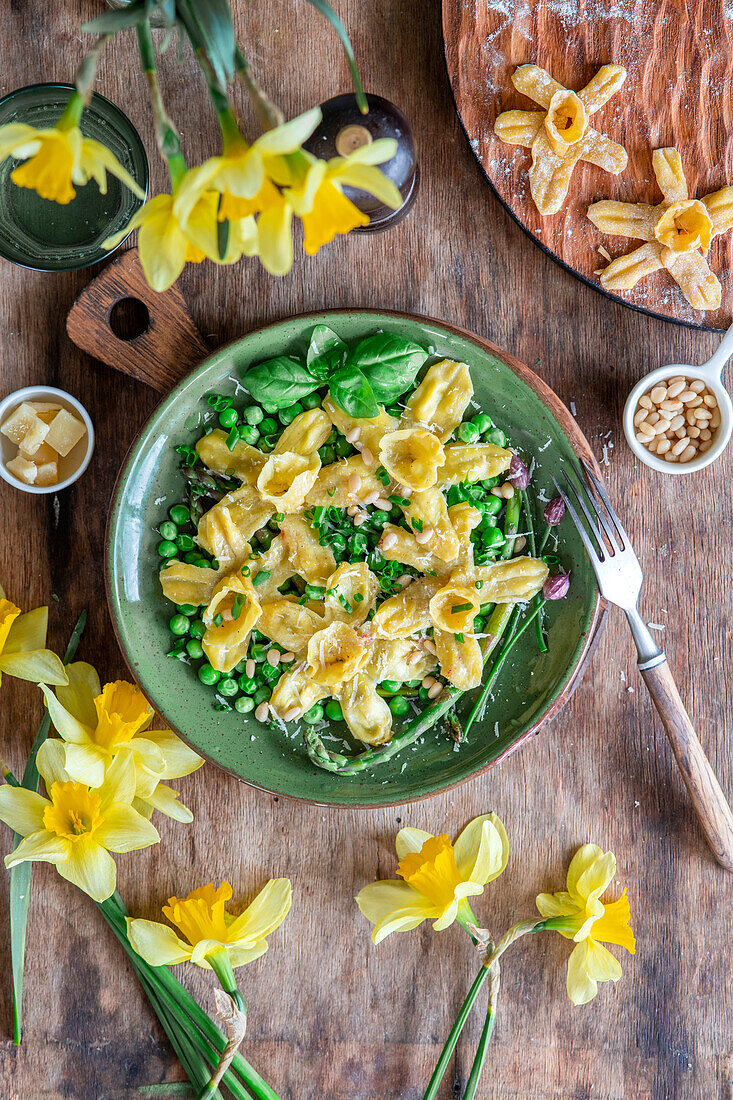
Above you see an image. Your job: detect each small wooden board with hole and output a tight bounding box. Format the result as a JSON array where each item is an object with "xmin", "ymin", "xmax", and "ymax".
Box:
[{"xmin": 443, "ymin": 0, "xmax": 733, "ymax": 332}]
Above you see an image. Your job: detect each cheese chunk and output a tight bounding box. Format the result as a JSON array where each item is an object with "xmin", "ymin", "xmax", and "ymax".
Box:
[
  {"xmin": 18, "ymin": 416, "xmax": 50, "ymax": 457},
  {"xmin": 1, "ymin": 402, "xmax": 42, "ymax": 445},
  {"xmin": 44, "ymin": 408, "xmax": 86, "ymax": 457},
  {"xmin": 35, "ymin": 460, "xmax": 58, "ymax": 487},
  {"xmin": 6, "ymin": 455, "xmax": 37, "ymax": 484}
]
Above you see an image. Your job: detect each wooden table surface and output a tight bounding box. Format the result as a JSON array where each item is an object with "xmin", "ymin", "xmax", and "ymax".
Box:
[{"xmin": 1, "ymin": 3, "xmax": 731, "ymax": 1098}]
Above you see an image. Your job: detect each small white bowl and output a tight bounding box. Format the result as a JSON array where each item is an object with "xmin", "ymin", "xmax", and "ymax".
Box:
[
  {"xmin": 0, "ymin": 385, "xmax": 95, "ymax": 494},
  {"xmin": 623, "ymin": 325, "xmax": 733, "ymax": 475}
]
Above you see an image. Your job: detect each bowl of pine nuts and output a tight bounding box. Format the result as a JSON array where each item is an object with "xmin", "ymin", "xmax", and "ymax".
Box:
[{"xmin": 623, "ymin": 326, "xmax": 733, "ymax": 474}]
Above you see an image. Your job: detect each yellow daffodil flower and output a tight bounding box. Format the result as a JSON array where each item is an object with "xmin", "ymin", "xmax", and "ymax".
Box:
[
  {"xmin": 0, "ymin": 585, "xmax": 67, "ymax": 687},
  {"xmin": 536, "ymin": 843, "xmax": 636, "ymax": 1006},
  {"xmin": 0, "ymin": 121, "xmax": 145, "ymax": 206},
  {"xmin": 127, "ymin": 878, "xmax": 292, "ymax": 970},
  {"xmin": 0, "ymin": 740, "xmax": 159, "ymax": 902},
  {"xmin": 39, "ymin": 662, "xmax": 203, "ymax": 821},
  {"xmin": 356, "ymin": 814, "xmax": 508, "ymax": 944}
]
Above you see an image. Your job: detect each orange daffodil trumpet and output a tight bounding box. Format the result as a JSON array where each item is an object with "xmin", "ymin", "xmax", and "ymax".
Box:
[
  {"xmin": 0, "ymin": 584, "xmax": 68, "ymax": 687},
  {"xmin": 0, "ymin": 741, "xmax": 158, "ymax": 902},
  {"xmin": 536, "ymin": 843, "xmax": 636, "ymax": 1006},
  {"xmin": 38, "ymin": 661, "xmax": 204, "ymax": 822},
  {"xmin": 356, "ymin": 814, "xmax": 509, "ymax": 943}
]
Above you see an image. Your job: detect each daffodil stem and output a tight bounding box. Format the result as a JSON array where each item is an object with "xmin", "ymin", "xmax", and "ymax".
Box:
[
  {"xmin": 234, "ymin": 49, "xmax": 284, "ymax": 132},
  {"xmin": 421, "ymin": 965, "xmax": 490, "ymax": 1100},
  {"xmin": 73, "ymin": 33, "xmax": 112, "ymax": 107},
  {"xmin": 460, "ymin": 965, "xmax": 500, "ymax": 1100},
  {"xmin": 208, "ymin": 948, "xmax": 247, "ymax": 1016},
  {"xmin": 136, "ymin": 18, "xmax": 186, "ymax": 181}
]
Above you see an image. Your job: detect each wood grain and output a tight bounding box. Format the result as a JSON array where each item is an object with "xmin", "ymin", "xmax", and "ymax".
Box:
[
  {"xmin": 0, "ymin": 1, "xmax": 732, "ymax": 1098},
  {"xmin": 443, "ymin": 0, "xmax": 733, "ymax": 332}
]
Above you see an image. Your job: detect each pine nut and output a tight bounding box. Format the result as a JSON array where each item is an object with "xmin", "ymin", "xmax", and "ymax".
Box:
[
  {"xmin": 665, "ymin": 451, "xmax": 679, "ymax": 462},
  {"xmin": 647, "ymin": 411, "xmax": 660, "ymax": 426},
  {"xmin": 672, "ymin": 437, "xmax": 689, "ymax": 455},
  {"xmin": 427, "ymin": 682, "xmax": 443, "ymax": 699},
  {"xmin": 653, "ymin": 420, "xmax": 669, "ymax": 435},
  {"xmin": 690, "ymin": 379, "xmax": 706, "ymax": 392},
  {"xmin": 375, "ymin": 497, "xmax": 392, "ymax": 511},
  {"xmin": 421, "ymin": 675, "xmax": 436, "ymax": 689},
  {"xmin": 700, "ymin": 428, "xmax": 712, "ymax": 441},
  {"xmin": 267, "ymin": 648, "xmax": 281, "ymax": 666},
  {"xmin": 406, "ymin": 649, "xmax": 422, "ymax": 665},
  {"xmin": 699, "ymin": 440, "xmax": 713, "ymax": 452},
  {"xmin": 353, "ymin": 511, "xmax": 368, "ymax": 527},
  {"xmin": 637, "ymin": 422, "xmax": 655, "ymax": 438},
  {"xmin": 423, "ymin": 639, "xmax": 437, "ymax": 656},
  {"xmin": 501, "ymin": 484, "xmax": 515, "ymax": 499},
  {"xmin": 669, "ymin": 375, "xmax": 686, "ymax": 385},
  {"xmin": 704, "ymin": 394, "xmax": 718, "ymax": 408},
  {"xmin": 634, "ymin": 410, "xmax": 648, "ymax": 427},
  {"xmin": 415, "ymin": 526, "xmax": 434, "ymax": 545},
  {"xmin": 348, "ymin": 472, "xmax": 362, "ymax": 494},
  {"xmin": 659, "ymin": 400, "xmax": 682, "ymax": 412},
  {"xmin": 711, "ymin": 410, "xmax": 721, "ymax": 429},
  {"xmin": 347, "ymin": 505, "xmax": 359, "ymax": 517},
  {"xmin": 679, "ymin": 390, "xmax": 698, "ymax": 403},
  {"xmin": 694, "ymin": 408, "xmax": 712, "ymax": 421},
  {"xmin": 636, "ymin": 433, "xmax": 651, "ymax": 445},
  {"xmin": 513, "ymin": 535, "xmax": 527, "ymax": 552},
  {"xmin": 673, "ymin": 427, "xmax": 685, "ymax": 438},
  {"xmin": 639, "ymin": 395, "xmax": 653, "ymax": 409},
  {"xmin": 360, "ymin": 446, "xmax": 374, "ymax": 466},
  {"xmin": 666, "ymin": 380, "xmax": 686, "ymax": 398},
  {"xmin": 255, "ymin": 702, "xmax": 270, "ymax": 722},
  {"xmin": 647, "ymin": 439, "xmax": 658, "ymax": 453},
  {"xmin": 382, "ymin": 531, "xmax": 398, "ymax": 550},
  {"xmin": 363, "ymin": 489, "xmax": 380, "ymax": 506},
  {"xmin": 687, "ymin": 425, "xmax": 700, "ymax": 438},
  {"xmin": 651, "ymin": 385, "xmax": 667, "ymax": 403},
  {"xmin": 490, "ymin": 486, "xmax": 504, "ymax": 497},
  {"xmin": 345, "ymin": 426, "xmax": 361, "ymax": 444},
  {"xmin": 246, "ymin": 658, "xmax": 256, "ymax": 678},
  {"xmin": 669, "ymin": 414, "xmax": 685, "ymax": 431},
  {"xmin": 399, "ymin": 485, "xmax": 413, "ymax": 497},
  {"xmin": 656, "ymin": 437, "xmax": 671, "ymax": 454},
  {"xmin": 398, "ymin": 574, "xmax": 412, "ymax": 588},
  {"xmin": 283, "ymin": 706, "xmax": 300, "ymax": 722},
  {"xmin": 686, "ymin": 395, "xmax": 704, "ymax": 408},
  {"xmin": 281, "ymin": 651, "xmax": 295, "ymax": 662},
  {"xmin": 679, "ymin": 445, "xmax": 697, "ymax": 462},
  {"xmin": 685, "ymin": 410, "xmax": 697, "ymax": 426}
]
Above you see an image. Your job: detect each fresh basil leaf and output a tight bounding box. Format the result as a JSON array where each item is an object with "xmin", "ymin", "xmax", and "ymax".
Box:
[
  {"xmin": 310, "ymin": 345, "xmax": 347, "ymax": 382},
  {"xmin": 348, "ymin": 334, "xmax": 429, "ymax": 402},
  {"xmin": 329, "ymin": 367, "xmax": 380, "ymax": 419},
  {"xmin": 307, "ymin": 325, "xmax": 347, "ymax": 366},
  {"xmin": 242, "ymin": 357, "xmax": 318, "ymax": 408}
]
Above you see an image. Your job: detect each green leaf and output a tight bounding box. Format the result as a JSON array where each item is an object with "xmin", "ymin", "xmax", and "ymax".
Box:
[
  {"xmin": 242, "ymin": 357, "xmax": 319, "ymax": 408},
  {"xmin": 303, "ymin": 0, "xmax": 368, "ymax": 112},
  {"xmin": 176, "ymin": 0, "xmax": 237, "ymax": 88},
  {"xmin": 81, "ymin": 0, "xmax": 157, "ymax": 33},
  {"xmin": 307, "ymin": 325, "xmax": 347, "ymax": 366},
  {"xmin": 348, "ymin": 334, "xmax": 429, "ymax": 403},
  {"xmin": 329, "ymin": 367, "xmax": 380, "ymax": 419}
]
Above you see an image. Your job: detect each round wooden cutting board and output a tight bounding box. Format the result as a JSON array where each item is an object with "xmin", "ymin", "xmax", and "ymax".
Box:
[{"xmin": 443, "ymin": 0, "xmax": 733, "ymax": 332}]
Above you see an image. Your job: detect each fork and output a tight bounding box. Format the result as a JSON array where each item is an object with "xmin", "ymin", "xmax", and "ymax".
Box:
[{"xmin": 554, "ymin": 459, "xmax": 733, "ymax": 872}]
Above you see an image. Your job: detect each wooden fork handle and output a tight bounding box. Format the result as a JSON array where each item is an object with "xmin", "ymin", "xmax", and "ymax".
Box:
[{"xmin": 640, "ymin": 658, "xmax": 733, "ymax": 872}]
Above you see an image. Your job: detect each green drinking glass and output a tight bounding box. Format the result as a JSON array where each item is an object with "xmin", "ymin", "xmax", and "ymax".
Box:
[{"xmin": 0, "ymin": 82, "xmax": 148, "ymax": 272}]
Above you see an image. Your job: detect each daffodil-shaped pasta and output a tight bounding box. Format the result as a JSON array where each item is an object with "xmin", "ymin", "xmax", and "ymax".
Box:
[
  {"xmin": 401, "ymin": 360, "xmax": 473, "ymax": 441},
  {"xmin": 588, "ymin": 148, "xmax": 733, "ymax": 311},
  {"xmin": 437, "ymin": 442, "xmax": 512, "ymax": 487},
  {"xmin": 306, "ymin": 622, "xmax": 370, "ymax": 688},
  {"xmin": 256, "ymin": 451, "xmax": 321, "ymax": 512},
  {"xmin": 274, "ymin": 408, "xmax": 332, "ymax": 456},
  {"xmin": 338, "ymin": 673, "xmax": 393, "ymax": 746},
  {"xmin": 195, "ymin": 429, "xmax": 267, "ymax": 484},
  {"xmin": 305, "ymin": 456, "xmax": 385, "ymax": 507},
  {"xmin": 404, "ymin": 489, "xmax": 460, "ymax": 563},
  {"xmin": 322, "ymin": 395, "xmax": 399, "ymax": 460},
  {"xmin": 356, "ymin": 814, "xmax": 508, "ymax": 942},
  {"xmin": 378, "ymin": 428, "xmax": 445, "ymax": 491},
  {"xmin": 372, "ymin": 578, "xmax": 437, "ymax": 640},
  {"xmin": 494, "ymin": 64, "xmax": 628, "ymax": 216},
  {"xmin": 159, "ymin": 561, "xmax": 220, "ymax": 609},
  {"xmin": 428, "ymin": 582, "xmax": 482, "ymax": 634},
  {"xmin": 197, "ymin": 485, "xmax": 272, "ymax": 569},
  {"xmin": 269, "ymin": 661, "xmax": 328, "ymax": 720},
  {"xmin": 433, "ymin": 632, "xmax": 484, "ymax": 691},
  {"xmin": 324, "ymin": 563, "xmax": 380, "ymax": 628},
  {"xmin": 279, "ymin": 514, "xmax": 336, "ymax": 585},
  {"xmin": 203, "ymin": 573, "xmax": 261, "ymax": 673},
  {"xmin": 369, "ymin": 638, "xmax": 437, "ymax": 683},
  {"xmin": 473, "ymin": 557, "xmax": 549, "ymax": 603},
  {"xmin": 257, "ymin": 600, "xmax": 325, "ymax": 656}
]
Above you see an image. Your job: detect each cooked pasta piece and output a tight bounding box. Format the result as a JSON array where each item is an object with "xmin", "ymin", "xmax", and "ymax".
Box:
[
  {"xmin": 324, "ymin": 563, "xmax": 380, "ymax": 628},
  {"xmin": 473, "ymin": 556, "xmax": 549, "ymax": 603},
  {"xmin": 202, "ymin": 573, "xmax": 261, "ymax": 673},
  {"xmin": 196, "ymin": 429, "xmax": 267, "ymax": 484},
  {"xmin": 274, "ymin": 408, "xmax": 332, "ymax": 456},
  {"xmin": 369, "ymin": 637, "xmax": 438, "ymax": 682},
  {"xmin": 269, "ymin": 661, "xmax": 328, "ymax": 720},
  {"xmin": 198, "ymin": 486, "xmax": 273, "ymax": 569},
  {"xmin": 338, "ymin": 673, "xmax": 393, "ymax": 746},
  {"xmin": 279, "ymin": 514, "xmax": 336, "ymax": 584},
  {"xmin": 322, "ymin": 395, "xmax": 398, "ymax": 458},
  {"xmin": 256, "ymin": 452, "xmax": 321, "ymax": 512},
  {"xmin": 257, "ymin": 599, "xmax": 325, "ymax": 655},
  {"xmin": 245, "ymin": 536, "xmax": 294, "ymax": 600},
  {"xmin": 305, "ymin": 456, "xmax": 384, "ymax": 507},
  {"xmin": 372, "ymin": 577, "xmax": 437, "ymax": 639},
  {"xmin": 159, "ymin": 561, "xmax": 219, "ymax": 608},
  {"xmin": 434, "ymin": 631, "xmax": 483, "ymax": 690},
  {"xmin": 306, "ymin": 622, "xmax": 371, "ymax": 687},
  {"xmin": 378, "ymin": 428, "xmax": 446, "ymax": 491},
  {"xmin": 401, "ymin": 360, "xmax": 473, "ymax": 441},
  {"xmin": 437, "ymin": 443, "xmax": 512, "ymax": 487},
  {"xmin": 429, "ymin": 583, "xmax": 482, "ymax": 634},
  {"xmin": 404, "ymin": 488, "xmax": 460, "ymax": 563},
  {"xmin": 377, "ymin": 525, "xmax": 444, "ymax": 574}
]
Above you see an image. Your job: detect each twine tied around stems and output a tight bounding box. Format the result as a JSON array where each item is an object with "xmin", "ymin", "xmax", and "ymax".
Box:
[{"xmin": 201, "ymin": 989, "xmax": 247, "ymax": 1096}]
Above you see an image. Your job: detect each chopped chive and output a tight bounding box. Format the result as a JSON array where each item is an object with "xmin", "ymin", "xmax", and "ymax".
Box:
[
  {"xmin": 213, "ymin": 613, "xmax": 223, "ymax": 626},
  {"xmin": 476, "ymin": 580, "xmax": 484, "ymax": 590},
  {"xmin": 389, "ymin": 495, "xmax": 411, "ymax": 508},
  {"xmin": 305, "ymin": 583, "xmax": 325, "ymax": 600},
  {"xmin": 240, "ymin": 566, "xmax": 251, "ymax": 576},
  {"xmin": 231, "ymin": 593, "xmax": 246, "ymax": 620},
  {"xmin": 376, "ymin": 466, "xmax": 390, "ymax": 486},
  {"xmin": 451, "ymin": 602, "xmax": 473, "ymax": 614},
  {"xmin": 354, "ymin": 592, "xmax": 364, "ymax": 602},
  {"xmin": 454, "ymin": 632, "xmax": 464, "ymax": 642},
  {"xmin": 225, "ymin": 426, "xmax": 239, "ymax": 450},
  {"xmin": 412, "ymin": 518, "xmax": 423, "ymax": 532},
  {"xmin": 252, "ymin": 570, "xmax": 270, "ymax": 587},
  {"xmin": 338, "ymin": 594, "xmax": 352, "ymax": 614},
  {"xmin": 274, "ymin": 512, "xmax": 285, "ymax": 521}
]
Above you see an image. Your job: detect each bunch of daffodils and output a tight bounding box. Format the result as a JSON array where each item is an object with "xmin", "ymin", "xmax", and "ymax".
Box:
[
  {"xmin": 0, "ymin": 1, "xmax": 402, "ymax": 290},
  {"xmin": 357, "ymin": 817, "xmax": 635, "ymax": 1100}
]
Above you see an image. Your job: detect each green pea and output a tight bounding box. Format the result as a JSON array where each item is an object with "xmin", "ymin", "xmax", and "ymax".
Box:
[
  {"xmin": 335, "ymin": 437, "xmax": 352, "ymax": 458},
  {"xmin": 251, "ymin": 644, "xmax": 268, "ymax": 663},
  {"xmin": 301, "ymin": 392, "xmax": 321, "ymax": 410},
  {"xmin": 472, "ymin": 413, "xmax": 493, "ymax": 434},
  {"xmin": 234, "ymin": 695, "xmax": 255, "ymax": 714},
  {"xmin": 184, "ymin": 551, "xmax": 203, "ymax": 564},
  {"xmin": 457, "ymin": 421, "xmax": 480, "ymax": 444},
  {"xmin": 279, "ymin": 402, "xmax": 303, "ymax": 425},
  {"xmin": 302, "ymin": 704, "xmax": 324, "ymax": 725},
  {"xmin": 262, "ymin": 402, "xmax": 279, "ymax": 415},
  {"xmin": 405, "ymin": 678, "xmax": 422, "ymax": 688},
  {"xmin": 386, "ymin": 406, "xmax": 403, "ymax": 418},
  {"xmin": 176, "ymin": 533, "xmax": 196, "ymax": 552},
  {"xmin": 259, "ymin": 437, "xmax": 275, "ymax": 453},
  {"xmin": 239, "ymin": 425, "xmax": 260, "ymax": 445},
  {"xmin": 238, "ymin": 674, "xmax": 258, "ymax": 695},
  {"xmin": 159, "ymin": 520, "xmax": 178, "ymax": 541},
  {"xmin": 482, "ymin": 476, "xmax": 500, "ymax": 490},
  {"xmin": 173, "ymin": 604, "xmax": 195, "ymax": 617},
  {"xmin": 388, "ymin": 695, "xmax": 410, "ymax": 717},
  {"xmin": 487, "ymin": 428, "xmax": 507, "ymax": 447},
  {"xmin": 319, "ymin": 444, "xmax": 335, "ymax": 465},
  {"xmin": 157, "ymin": 539, "xmax": 178, "ymax": 559},
  {"xmin": 473, "ymin": 616, "xmax": 485, "ymax": 633},
  {"xmin": 185, "ymin": 638, "xmax": 204, "ymax": 659},
  {"xmin": 260, "ymin": 417, "xmax": 278, "ymax": 435},
  {"xmin": 371, "ymin": 510, "xmax": 391, "ymax": 527},
  {"xmin": 253, "ymin": 686, "xmax": 270, "ymax": 705},
  {"xmin": 325, "ymin": 700, "xmax": 343, "ymax": 721},
  {"xmin": 482, "ymin": 527, "xmax": 505, "ymax": 548},
  {"xmin": 243, "ymin": 406, "xmax": 264, "ymax": 425},
  {"xmin": 218, "ymin": 408, "xmax": 238, "ymax": 428},
  {"xmin": 418, "ymin": 686, "xmax": 430, "ymax": 702},
  {"xmin": 380, "ymin": 679, "xmax": 401, "ymax": 693},
  {"xmin": 169, "ymin": 504, "xmax": 190, "ymax": 526},
  {"xmin": 198, "ymin": 663, "xmax": 220, "ymax": 686},
  {"xmin": 330, "ymin": 533, "xmax": 347, "ymax": 555},
  {"xmin": 189, "ymin": 618, "xmax": 206, "ymax": 639},
  {"xmin": 261, "ymin": 663, "xmax": 280, "ymax": 683},
  {"xmin": 483, "ymin": 495, "xmax": 502, "ymax": 514},
  {"xmin": 218, "ymin": 677, "xmax": 239, "ymax": 697},
  {"xmin": 480, "ymin": 513, "xmax": 498, "ymax": 530}
]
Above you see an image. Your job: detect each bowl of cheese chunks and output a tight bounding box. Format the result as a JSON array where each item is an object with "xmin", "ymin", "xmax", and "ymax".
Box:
[
  {"xmin": 0, "ymin": 386, "xmax": 93, "ymax": 493},
  {"xmin": 106, "ymin": 310, "xmax": 602, "ymax": 806}
]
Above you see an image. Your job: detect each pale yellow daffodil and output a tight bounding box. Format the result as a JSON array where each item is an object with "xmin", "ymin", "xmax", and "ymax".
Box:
[
  {"xmin": 0, "ymin": 585, "xmax": 67, "ymax": 688},
  {"xmin": 356, "ymin": 814, "xmax": 508, "ymax": 944},
  {"xmin": 39, "ymin": 662, "xmax": 203, "ymax": 822},
  {"xmin": 536, "ymin": 843, "xmax": 636, "ymax": 1006},
  {"xmin": 0, "ymin": 121, "xmax": 145, "ymax": 206},
  {"xmin": 127, "ymin": 878, "xmax": 292, "ymax": 970},
  {"xmin": 0, "ymin": 740, "xmax": 159, "ymax": 902}
]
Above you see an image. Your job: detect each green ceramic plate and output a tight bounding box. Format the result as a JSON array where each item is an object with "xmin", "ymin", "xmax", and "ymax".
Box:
[{"xmin": 106, "ymin": 310, "xmax": 601, "ymax": 807}]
